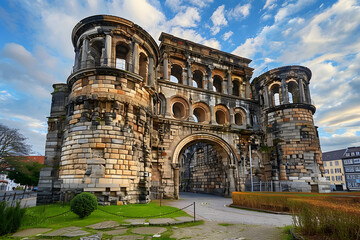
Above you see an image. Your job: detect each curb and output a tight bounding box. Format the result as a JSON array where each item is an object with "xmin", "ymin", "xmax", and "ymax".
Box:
[{"xmin": 227, "ymin": 204, "xmax": 291, "ymax": 215}]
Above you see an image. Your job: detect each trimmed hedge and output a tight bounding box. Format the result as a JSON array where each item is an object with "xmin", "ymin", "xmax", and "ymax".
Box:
[
  {"xmin": 232, "ymin": 192, "xmax": 360, "ymax": 240},
  {"xmin": 70, "ymin": 192, "xmax": 98, "ymax": 218}
]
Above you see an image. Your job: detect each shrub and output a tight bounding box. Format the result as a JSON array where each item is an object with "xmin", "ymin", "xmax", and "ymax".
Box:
[
  {"xmin": 0, "ymin": 201, "xmax": 26, "ymax": 236},
  {"xmin": 70, "ymin": 192, "xmax": 98, "ymax": 218}
]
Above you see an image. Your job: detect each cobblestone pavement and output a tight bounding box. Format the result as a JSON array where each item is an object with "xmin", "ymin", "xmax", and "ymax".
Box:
[{"xmin": 165, "ymin": 192, "xmax": 292, "ymax": 227}]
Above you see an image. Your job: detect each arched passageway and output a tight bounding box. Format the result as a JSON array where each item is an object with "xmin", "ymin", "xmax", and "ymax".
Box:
[{"xmin": 172, "ymin": 133, "xmax": 239, "ymax": 198}]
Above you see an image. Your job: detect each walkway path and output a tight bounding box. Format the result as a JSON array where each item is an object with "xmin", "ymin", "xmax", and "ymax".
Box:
[{"xmin": 165, "ymin": 192, "xmax": 292, "ymax": 227}]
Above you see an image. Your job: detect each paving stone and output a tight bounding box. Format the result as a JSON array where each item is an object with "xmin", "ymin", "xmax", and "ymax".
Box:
[
  {"xmin": 112, "ymin": 235, "xmax": 145, "ymax": 240},
  {"xmin": 131, "ymin": 227, "xmax": 167, "ymax": 235},
  {"xmin": 43, "ymin": 226, "xmax": 82, "ymax": 236},
  {"xmin": 87, "ymin": 220, "xmax": 120, "ymax": 229},
  {"xmin": 123, "ymin": 219, "xmax": 146, "ymax": 225},
  {"xmin": 148, "ymin": 218, "xmax": 176, "ymax": 225},
  {"xmin": 80, "ymin": 233, "xmax": 103, "ymax": 240},
  {"xmin": 175, "ymin": 216, "xmax": 194, "ymax": 222},
  {"xmin": 104, "ymin": 228, "xmax": 128, "ymax": 235},
  {"xmin": 62, "ymin": 230, "xmax": 90, "ymax": 237},
  {"xmin": 12, "ymin": 228, "xmax": 52, "ymax": 237}
]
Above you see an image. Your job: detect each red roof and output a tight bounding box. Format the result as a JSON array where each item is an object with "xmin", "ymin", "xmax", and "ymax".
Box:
[{"xmin": 23, "ymin": 156, "xmax": 45, "ymax": 164}]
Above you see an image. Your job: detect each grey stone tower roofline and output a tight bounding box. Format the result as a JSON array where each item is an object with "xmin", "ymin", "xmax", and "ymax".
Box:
[
  {"xmin": 71, "ymin": 14, "xmax": 160, "ymax": 62},
  {"xmin": 256, "ymin": 65, "xmax": 312, "ymax": 82}
]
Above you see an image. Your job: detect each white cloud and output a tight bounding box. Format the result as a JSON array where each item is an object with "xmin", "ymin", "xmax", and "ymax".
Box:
[
  {"xmin": 222, "ymin": 31, "xmax": 233, "ymax": 41},
  {"xmin": 169, "ymin": 27, "xmax": 220, "ymax": 49},
  {"xmin": 262, "ymin": 14, "xmax": 272, "ymax": 21},
  {"xmin": 275, "ymin": 0, "xmax": 312, "ymax": 22},
  {"xmin": 210, "ymin": 5, "xmax": 228, "ymax": 35},
  {"xmin": 0, "ymin": 90, "xmax": 16, "ymax": 102},
  {"xmin": 229, "ymin": 3, "xmax": 251, "ymax": 20},
  {"xmin": 168, "ymin": 7, "xmax": 201, "ymax": 28},
  {"xmin": 263, "ymin": 0, "xmax": 277, "ymax": 10}
]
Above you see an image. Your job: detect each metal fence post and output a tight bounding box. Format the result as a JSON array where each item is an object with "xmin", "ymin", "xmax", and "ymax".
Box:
[
  {"xmin": 193, "ymin": 202, "xmax": 196, "ymax": 222},
  {"xmin": 260, "ymin": 181, "xmax": 262, "ymax": 192}
]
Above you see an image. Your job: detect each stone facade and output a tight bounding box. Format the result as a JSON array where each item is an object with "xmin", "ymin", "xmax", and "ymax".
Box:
[{"xmin": 37, "ymin": 15, "xmax": 329, "ymax": 205}]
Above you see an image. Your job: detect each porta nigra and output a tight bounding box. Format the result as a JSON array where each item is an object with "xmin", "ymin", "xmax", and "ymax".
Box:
[{"xmin": 37, "ymin": 15, "xmax": 330, "ymax": 205}]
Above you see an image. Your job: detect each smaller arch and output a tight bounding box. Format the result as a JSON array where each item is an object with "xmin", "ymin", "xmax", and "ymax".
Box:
[
  {"xmin": 233, "ymin": 108, "xmax": 246, "ymax": 126},
  {"xmin": 213, "ymin": 75, "xmax": 223, "ymax": 93},
  {"xmin": 193, "ymin": 70, "xmax": 203, "ymax": 89},
  {"xmin": 269, "ymin": 82, "xmax": 281, "ymax": 106},
  {"xmin": 192, "ymin": 102, "xmax": 211, "ymax": 123},
  {"xmin": 170, "ymin": 96, "xmax": 189, "ymax": 120},
  {"xmin": 115, "ymin": 42, "xmax": 130, "ymax": 70},
  {"xmin": 287, "ymin": 79, "xmax": 299, "ymax": 103},
  {"xmin": 214, "ymin": 104, "xmax": 230, "ymax": 125},
  {"xmin": 170, "ymin": 64, "xmax": 183, "ymax": 84}
]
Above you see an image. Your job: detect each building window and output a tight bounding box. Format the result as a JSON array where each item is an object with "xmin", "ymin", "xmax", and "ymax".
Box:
[
  {"xmin": 326, "ymin": 176, "xmax": 330, "ymax": 181},
  {"xmin": 336, "ymin": 176, "xmax": 342, "ymax": 181},
  {"xmin": 335, "ymin": 161, "xmax": 339, "ymax": 166},
  {"xmin": 325, "ymin": 169, "xmax": 329, "ymax": 174},
  {"xmin": 335, "ymin": 168, "xmax": 342, "ymax": 173},
  {"xmin": 323, "ymin": 162, "xmax": 327, "ymax": 167},
  {"xmin": 331, "ymin": 169, "xmax": 334, "ymax": 174},
  {"xmin": 330, "ymin": 162, "xmax": 333, "ymax": 166},
  {"xmin": 331, "ymin": 176, "xmax": 335, "ymax": 181}
]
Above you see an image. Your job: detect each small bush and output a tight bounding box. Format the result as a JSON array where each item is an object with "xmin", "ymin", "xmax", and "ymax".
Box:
[
  {"xmin": 0, "ymin": 201, "xmax": 26, "ymax": 236},
  {"xmin": 70, "ymin": 192, "xmax": 98, "ymax": 218}
]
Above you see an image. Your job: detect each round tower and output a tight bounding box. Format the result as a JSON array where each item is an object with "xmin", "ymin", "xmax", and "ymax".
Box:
[
  {"xmin": 60, "ymin": 15, "xmax": 159, "ymax": 203},
  {"xmin": 254, "ymin": 66, "xmax": 329, "ymax": 192}
]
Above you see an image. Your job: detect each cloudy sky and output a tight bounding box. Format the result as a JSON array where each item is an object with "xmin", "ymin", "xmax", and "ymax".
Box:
[{"xmin": 0, "ymin": 0, "xmax": 359, "ymax": 155}]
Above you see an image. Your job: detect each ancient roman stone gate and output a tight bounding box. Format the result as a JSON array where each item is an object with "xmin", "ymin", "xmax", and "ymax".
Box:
[{"xmin": 37, "ymin": 15, "xmax": 329, "ymax": 205}]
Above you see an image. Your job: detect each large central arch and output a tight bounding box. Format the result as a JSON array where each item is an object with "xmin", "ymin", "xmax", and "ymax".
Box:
[{"xmin": 172, "ymin": 133, "xmax": 240, "ymax": 197}]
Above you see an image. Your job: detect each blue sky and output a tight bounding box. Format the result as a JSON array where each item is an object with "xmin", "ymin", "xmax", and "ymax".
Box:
[{"xmin": 0, "ymin": 0, "xmax": 359, "ymax": 155}]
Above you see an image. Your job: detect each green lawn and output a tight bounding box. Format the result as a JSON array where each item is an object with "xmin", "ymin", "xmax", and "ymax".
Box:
[{"xmin": 20, "ymin": 201, "xmax": 192, "ymax": 230}]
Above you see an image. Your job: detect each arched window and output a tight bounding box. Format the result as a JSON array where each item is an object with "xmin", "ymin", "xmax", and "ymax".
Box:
[
  {"xmin": 170, "ymin": 97, "xmax": 189, "ymax": 120},
  {"xmin": 192, "ymin": 102, "xmax": 211, "ymax": 123},
  {"xmin": 170, "ymin": 64, "xmax": 182, "ymax": 84},
  {"xmin": 214, "ymin": 105, "xmax": 230, "ymax": 125},
  {"xmin": 234, "ymin": 108, "xmax": 246, "ymax": 126},
  {"xmin": 193, "ymin": 70, "xmax": 203, "ymax": 88},
  {"xmin": 139, "ymin": 52, "xmax": 148, "ymax": 83},
  {"xmin": 232, "ymin": 79, "xmax": 240, "ymax": 96},
  {"xmin": 213, "ymin": 75, "xmax": 222, "ymax": 93},
  {"xmin": 116, "ymin": 43, "xmax": 129, "ymax": 70},
  {"xmin": 288, "ymin": 81, "xmax": 299, "ymax": 103},
  {"xmin": 89, "ymin": 39, "xmax": 104, "ymax": 67},
  {"xmin": 270, "ymin": 84, "xmax": 281, "ymax": 106}
]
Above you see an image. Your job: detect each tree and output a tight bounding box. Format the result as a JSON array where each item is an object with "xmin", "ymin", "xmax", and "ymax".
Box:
[
  {"xmin": 7, "ymin": 161, "xmax": 43, "ymax": 187},
  {"xmin": 0, "ymin": 123, "xmax": 32, "ymax": 170}
]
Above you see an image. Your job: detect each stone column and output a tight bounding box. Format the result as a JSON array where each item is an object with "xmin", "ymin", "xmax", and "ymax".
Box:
[
  {"xmin": 163, "ymin": 53, "xmax": 169, "ymax": 80},
  {"xmin": 187, "ymin": 58, "xmax": 192, "ymax": 86},
  {"xmin": 306, "ymin": 83, "xmax": 311, "ymax": 104},
  {"xmin": 298, "ymin": 78, "xmax": 305, "ymax": 103},
  {"xmin": 245, "ymin": 76, "xmax": 252, "ymax": 99},
  {"xmin": 132, "ymin": 41, "xmax": 139, "ymax": 74},
  {"xmin": 74, "ymin": 48, "xmax": 79, "ymax": 71},
  {"xmin": 173, "ymin": 167, "xmax": 179, "ymax": 199},
  {"xmin": 264, "ymin": 85, "xmax": 270, "ymax": 107},
  {"xmin": 281, "ymin": 77, "xmax": 289, "ymax": 104},
  {"xmin": 182, "ymin": 67, "xmax": 187, "ymax": 85},
  {"xmin": 81, "ymin": 38, "xmax": 89, "ymax": 69},
  {"xmin": 227, "ymin": 70, "xmax": 232, "ymax": 95},
  {"xmin": 210, "ymin": 105, "xmax": 214, "ymax": 124},
  {"xmin": 148, "ymin": 57, "xmax": 154, "ymax": 87},
  {"xmin": 222, "ymin": 79, "xmax": 227, "ymax": 94},
  {"xmin": 104, "ymin": 33, "xmax": 112, "ymax": 66},
  {"xmin": 229, "ymin": 107, "xmax": 234, "ymax": 125},
  {"xmin": 203, "ymin": 74, "xmax": 208, "ymax": 90},
  {"xmin": 207, "ymin": 65, "xmax": 214, "ymax": 91}
]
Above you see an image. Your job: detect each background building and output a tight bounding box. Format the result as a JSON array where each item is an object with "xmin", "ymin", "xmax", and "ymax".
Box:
[
  {"xmin": 322, "ymin": 149, "xmax": 346, "ymax": 191},
  {"xmin": 342, "ymin": 147, "xmax": 360, "ymax": 191}
]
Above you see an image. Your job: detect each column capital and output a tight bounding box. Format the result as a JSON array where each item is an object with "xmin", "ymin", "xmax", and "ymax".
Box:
[{"xmin": 208, "ymin": 64, "xmax": 214, "ymax": 70}]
